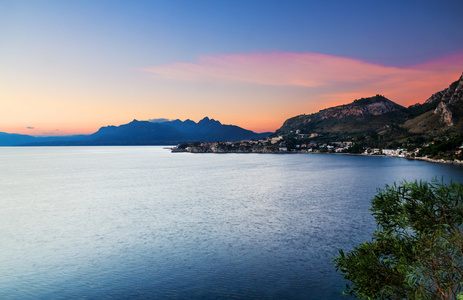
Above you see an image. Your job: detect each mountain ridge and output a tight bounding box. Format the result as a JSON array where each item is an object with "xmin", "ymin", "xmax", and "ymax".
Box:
[
  {"xmin": 0, "ymin": 117, "xmax": 271, "ymax": 146},
  {"xmin": 275, "ymin": 72, "xmax": 463, "ymax": 138},
  {"xmin": 266, "ymin": 72, "xmax": 463, "ymax": 156},
  {"xmin": 275, "ymin": 94, "xmax": 409, "ymax": 136}
]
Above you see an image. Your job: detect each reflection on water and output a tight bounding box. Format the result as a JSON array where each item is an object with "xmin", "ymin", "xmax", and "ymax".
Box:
[{"xmin": 1, "ymin": 147, "xmax": 462, "ymax": 299}]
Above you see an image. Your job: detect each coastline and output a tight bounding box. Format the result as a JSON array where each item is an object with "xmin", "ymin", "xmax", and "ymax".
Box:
[
  {"xmin": 171, "ymin": 146, "xmax": 463, "ymax": 166},
  {"xmin": 408, "ymin": 156, "xmax": 463, "ymax": 165}
]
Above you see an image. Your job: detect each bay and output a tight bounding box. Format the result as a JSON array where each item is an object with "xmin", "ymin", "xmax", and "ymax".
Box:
[{"xmin": 0, "ymin": 146, "xmax": 462, "ymax": 299}]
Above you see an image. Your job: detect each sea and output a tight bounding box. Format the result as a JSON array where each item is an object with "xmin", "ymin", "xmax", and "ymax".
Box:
[{"xmin": 1, "ymin": 146, "xmax": 462, "ymax": 299}]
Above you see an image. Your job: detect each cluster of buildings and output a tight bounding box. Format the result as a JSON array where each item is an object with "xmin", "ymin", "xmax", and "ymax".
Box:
[
  {"xmin": 174, "ymin": 135, "xmax": 426, "ymax": 158},
  {"xmin": 172, "ymin": 132, "xmax": 463, "ymax": 165},
  {"xmin": 174, "ymin": 136, "xmax": 356, "ymax": 154},
  {"xmin": 363, "ymin": 148, "xmax": 419, "ymax": 158}
]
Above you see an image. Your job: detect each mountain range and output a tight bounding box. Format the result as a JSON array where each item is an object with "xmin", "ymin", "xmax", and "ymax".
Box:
[
  {"xmin": 0, "ymin": 117, "xmax": 271, "ymax": 146},
  {"xmin": 2, "ymin": 72, "xmax": 462, "ymax": 147}
]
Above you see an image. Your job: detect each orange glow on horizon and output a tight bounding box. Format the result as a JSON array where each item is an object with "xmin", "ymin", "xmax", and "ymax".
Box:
[{"xmin": 2, "ymin": 51, "xmax": 462, "ymax": 136}]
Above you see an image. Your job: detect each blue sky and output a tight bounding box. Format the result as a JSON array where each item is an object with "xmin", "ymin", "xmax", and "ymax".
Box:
[{"xmin": 1, "ymin": 0, "xmax": 462, "ymax": 135}]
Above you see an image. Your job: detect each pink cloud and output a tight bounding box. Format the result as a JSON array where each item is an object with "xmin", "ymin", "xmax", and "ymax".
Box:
[
  {"xmin": 145, "ymin": 52, "xmax": 402, "ymax": 86},
  {"xmin": 144, "ymin": 51, "xmax": 463, "ymax": 106}
]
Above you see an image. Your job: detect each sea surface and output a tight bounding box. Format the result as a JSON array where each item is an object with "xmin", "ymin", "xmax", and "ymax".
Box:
[{"xmin": 1, "ymin": 146, "xmax": 462, "ymax": 299}]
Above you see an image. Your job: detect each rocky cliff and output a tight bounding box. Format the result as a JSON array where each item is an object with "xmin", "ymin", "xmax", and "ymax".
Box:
[
  {"xmin": 403, "ymin": 72, "xmax": 463, "ymax": 134},
  {"xmin": 433, "ymin": 73, "xmax": 463, "ymax": 126}
]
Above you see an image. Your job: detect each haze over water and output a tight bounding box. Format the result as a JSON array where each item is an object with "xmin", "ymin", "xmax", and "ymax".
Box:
[{"xmin": 1, "ymin": 147, "xmax": 462, "ymax": 299}]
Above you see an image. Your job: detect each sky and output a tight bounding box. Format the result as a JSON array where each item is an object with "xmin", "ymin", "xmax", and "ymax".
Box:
[{"xmin": 1, "ymin": 0, "xmax": 463, "ymax": 136}]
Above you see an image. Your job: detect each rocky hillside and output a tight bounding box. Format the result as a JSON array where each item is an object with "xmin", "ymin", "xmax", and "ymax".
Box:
[
  {"xmin": 275, "ymin": 95, "xmax": 408, "ymax": 136},
  {"xmin": 403, "ymin": 73, "xmax": 463, "ymax": 135},
  {"xmin": 273, "ymin": 72, "xmax": 463, "ymax": 148}
]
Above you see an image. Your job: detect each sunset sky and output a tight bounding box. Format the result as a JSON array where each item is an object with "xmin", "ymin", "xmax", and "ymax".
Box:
[{"xmin": 1, "ymin": 1, "xmax": 463, "ymax": 136}]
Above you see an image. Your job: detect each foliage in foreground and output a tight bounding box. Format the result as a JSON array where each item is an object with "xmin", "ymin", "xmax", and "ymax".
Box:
[{"xmin": 333, "ymin": 179, "xmax": 463, "ymax": 299}]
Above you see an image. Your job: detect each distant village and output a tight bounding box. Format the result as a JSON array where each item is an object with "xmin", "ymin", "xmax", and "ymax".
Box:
[
  {"xmin": 172, "ymin": 134, "xmax": 463, "ymax": 163},
  {"xmin": 174, "ymin": 137, "xmax": 409, "ymax": 156},
  {"xmin": 172, "ymin": 131, "xmax": 463, "ymax": 164}
]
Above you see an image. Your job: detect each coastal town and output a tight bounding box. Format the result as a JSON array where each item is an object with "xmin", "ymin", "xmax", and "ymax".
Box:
[
  {"xmin": 172, "ymin": 134, "xmax": 463, "ymax": 164},
  {"xmin": 171, "ymin": 73, "xmax": 463, "ymax": 165}
]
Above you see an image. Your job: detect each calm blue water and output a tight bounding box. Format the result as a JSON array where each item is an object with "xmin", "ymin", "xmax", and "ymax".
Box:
[{"xmin": 1, "ymin": 147, "xmax": 462, "ymax": 299}]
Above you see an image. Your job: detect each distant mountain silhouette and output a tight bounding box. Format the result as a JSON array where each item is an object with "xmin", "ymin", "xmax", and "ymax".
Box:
[
  {"xmin": 86, "ymin": 117, "xmax": 271, "ymax": 145},
  {"xmin": 87, "ymin": 120, "xmax": 186, "ymax": 145},
  {"xmin": 164, "ymin": 117, "xmax": 271, "ymax": 142},
  {"xmin": 0, "ymin": 132, "xmax": 89, "ymax": 146},
  {"xmin": 0, "ymin": 117, "xmax": 271, "ymax": 146},
  {"xmin": 0, "ymin": 132, "xmax": 38, "ymax": 146}
]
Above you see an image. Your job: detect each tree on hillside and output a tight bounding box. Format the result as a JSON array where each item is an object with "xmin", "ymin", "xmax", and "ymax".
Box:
[{"xmin": 333, "ymin": 179, "xmax": 463, "ymax": 299}]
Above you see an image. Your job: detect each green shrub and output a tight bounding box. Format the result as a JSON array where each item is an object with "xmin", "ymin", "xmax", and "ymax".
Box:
[{"xmin": 333, "ymin": 179, "xmax": 463, "ymax": 299}]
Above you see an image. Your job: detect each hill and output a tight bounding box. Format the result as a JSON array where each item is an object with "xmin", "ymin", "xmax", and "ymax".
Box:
[
  {"xmin": 269, "ymin": 72, "xmax": 463, "ymax": 156},
  {"xmin": 275, "ymin": 95, "xmax": 408, "ymax": 136},
  {"xmin": 403, "ymin": 73, "xmax": 463, "ymax": 136}
]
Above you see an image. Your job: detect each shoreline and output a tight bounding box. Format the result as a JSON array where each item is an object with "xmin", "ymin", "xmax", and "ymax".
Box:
[
  {"xmin": 407, "ymin": 156, "xmax": 463, "ymax": 165},
  {"xmin": 171, "ymin": 146, "xmax": 463, "ymax": 166}
]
